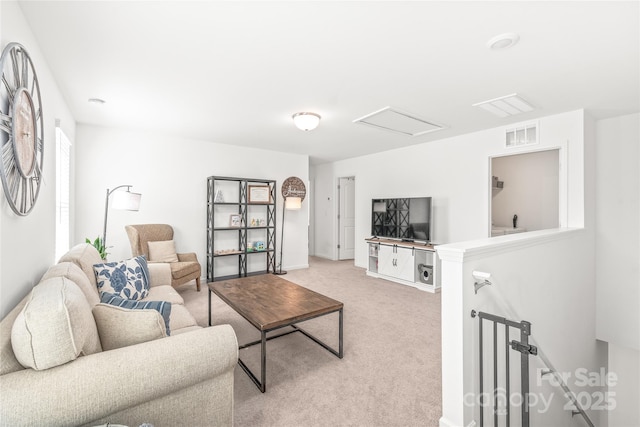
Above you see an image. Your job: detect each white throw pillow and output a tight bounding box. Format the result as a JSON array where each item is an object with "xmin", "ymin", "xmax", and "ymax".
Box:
[
  {"xmin": 148, "ymin": 240, "xmax": 179, "ymax": 263},
  {"xmin": 11, "ymin": 277, "xmax": 102, "ymax": 370}
]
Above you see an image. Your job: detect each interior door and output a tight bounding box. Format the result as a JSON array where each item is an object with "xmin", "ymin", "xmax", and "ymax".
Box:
[{"xmin": 338, "ymin": 176, "xmax": 355, "ymax": 260}]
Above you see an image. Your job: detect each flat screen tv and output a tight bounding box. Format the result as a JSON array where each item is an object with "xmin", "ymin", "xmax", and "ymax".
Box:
[{"xmin": 371, "ymin": 197, "xmax": 432, "ymax": 242}]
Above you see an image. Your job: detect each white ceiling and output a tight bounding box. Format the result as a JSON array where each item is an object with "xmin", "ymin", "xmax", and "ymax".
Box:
[{"xmin": 17, "ymin": 1, "xmax": 640, "ymax": 164}]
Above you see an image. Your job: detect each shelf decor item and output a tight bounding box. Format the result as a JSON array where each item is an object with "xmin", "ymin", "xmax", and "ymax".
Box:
[
  {"xmin": 249, "ymin": 185, "xmax": 271, "ymax": 203},
  {"xmin": 229, "ymin": 214, "xmax": 241, "ymax": 227},
  {"xmin": 214, "ymin": 189, "xmax": 224, "ymax": 203},
  {"xmin": 274, "ymin": 176, "xmax": 306, "ymax": 275}
]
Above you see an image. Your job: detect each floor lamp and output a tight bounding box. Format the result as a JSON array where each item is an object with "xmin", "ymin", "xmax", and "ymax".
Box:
[
  {"xmin": 274, "ymin": 177, "xmax": 306, "ymax": 275},
  {"xmin": 103, "ymin": 185, "xmax": 142, "ymax": 249}
]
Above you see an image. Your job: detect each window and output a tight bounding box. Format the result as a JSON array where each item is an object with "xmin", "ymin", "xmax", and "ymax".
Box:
[{"xmin": 55, "ymin": 125, "xmax": 72, "ymax": 260}]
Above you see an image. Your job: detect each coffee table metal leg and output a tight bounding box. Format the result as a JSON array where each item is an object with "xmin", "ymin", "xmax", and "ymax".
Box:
[
  {"xmin": 237, "ymin": 308, "xmax": 343, "ymax": 393},
  {"xmin": 237, "ymin": 330, "xmax": 268, "ymax": 393},
  {"xmin": 208, "ymin": 289, "xmax": 212, "ymax": 326},
  {"xmin": 260, "ymin": 331, "xmax": 267, "ymax": 392},
  {"xmin": 339, "ymin": 308, "xmax": 344, "ymax": 358}
]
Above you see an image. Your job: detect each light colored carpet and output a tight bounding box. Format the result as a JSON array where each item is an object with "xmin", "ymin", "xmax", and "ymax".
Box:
[{"xmin": 179, "ymin": 256, "xmax": 442, "ymax": 427}]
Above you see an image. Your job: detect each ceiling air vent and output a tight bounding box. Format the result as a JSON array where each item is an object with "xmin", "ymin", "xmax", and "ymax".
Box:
[
  {"xmin": 353, "ymin": 106, "xmax": 445, "ymax": 137},
  {"xmin": 472, "ymin": 93, "xmax": 534, "ymax": 118}
]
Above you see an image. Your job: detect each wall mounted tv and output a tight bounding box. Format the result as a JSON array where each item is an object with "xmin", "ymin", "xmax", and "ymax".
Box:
[{"xmin": 371, "ymin": 197, "xmax": 432, "ymax": 242}]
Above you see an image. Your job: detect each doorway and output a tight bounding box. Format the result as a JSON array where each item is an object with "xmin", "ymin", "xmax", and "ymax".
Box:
[
  {"xmin": 490, "ymin": 149, "xmax": 560, "ymax": 237},
  {"xmin": 338, "ymin": 176, "xmax": 355, "ymax": 260}
]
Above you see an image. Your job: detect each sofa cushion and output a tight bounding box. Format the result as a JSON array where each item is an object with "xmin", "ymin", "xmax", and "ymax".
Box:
[
  {"xmin": 58, "ymin": 243, "xmax": 104, "ymax": 289},
  {"xmin": 100, "ymin": 292, "xmax": 171, "ymax": 335},
  {"xmin": 0, "ymin": 297, "xmax": 29, "ymax": 375},
  {"xmin": 148, "ymin": 240, "xmax": 179, "ymax": 263},
  {"xmin": 93, "ymin": 256, "xmax": 150, "ymax": 301},
  {"xmin": 144, "ymin": 285, "xmax": 185, "ymax": 305},
  {"xmin": 167, "ymin": 303, "xmax": 200, "ymax": 331},
  {"xmin": 92, "ymin": 304, "xmax": 168, "ymax": 350},
  {"xmin": 42, "ymin": 261, "xmax": 100, "ymax": 307},
  {"xmin": 11, "ymin": 277, "xmax": 102, "ymax": 370}
]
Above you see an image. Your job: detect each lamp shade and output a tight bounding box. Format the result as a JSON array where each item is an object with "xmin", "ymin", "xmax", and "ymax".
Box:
[
  {"xmin": 285, "ymin": 196, "xmax": 302, "ymax": 210},
  {"xmin": 292, "ymin": 112, "xmax": 321, "ymax": 131},
  {"xmin": 111, "ymin": 190, "xmax": 141, "ymax": 211}
]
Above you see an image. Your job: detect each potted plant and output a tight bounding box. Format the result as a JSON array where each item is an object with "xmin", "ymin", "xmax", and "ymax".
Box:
[{"xmin": 86, "ymin": 236, "xmax": 109, "ymax": 261}]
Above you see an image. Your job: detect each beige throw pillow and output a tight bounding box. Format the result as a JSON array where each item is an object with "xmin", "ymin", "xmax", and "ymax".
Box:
[
  {"xmin": 148, "ymin": 240, "xmax": 179, "ymax": 263},
  {"xmin": 11, "ymin": 277, "xmax": 102, "ymax": 370},
  {"xmin": 92, "ymin": 304, "xmax": 167, "ymax": 350}
]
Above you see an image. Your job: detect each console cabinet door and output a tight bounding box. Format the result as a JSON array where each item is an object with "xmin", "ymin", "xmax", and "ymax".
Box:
[
  {"xmin": 394, "ymin": 246, "xmax": 415, "ymax": 282},
  {"xmin": 378, "ymin": 245, "xmax": 396, "ymax": 277},
  {"xmin": 378, "ymin": 244, "xmax": 415, "ymax": 282}
]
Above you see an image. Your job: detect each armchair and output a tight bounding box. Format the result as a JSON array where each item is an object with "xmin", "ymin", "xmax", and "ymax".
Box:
[{"xmin": 125, "ymin": 224, "xmax": 201, "ymax": 291}]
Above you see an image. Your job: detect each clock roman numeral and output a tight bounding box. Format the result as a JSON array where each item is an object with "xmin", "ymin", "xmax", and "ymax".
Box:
[
  {"xmin": 2, "ymin": 141, "xmax": 14, "ymax": 166},
  {"xmin": 0, "ymin": 122, "xmax": 11, "ymax": 136},
  {"xmin": 2, "ymin": 75, "xmax": 15, "ymax": 100},
  {"xmin": 21, "ymin": 53, "xmax": 30, "ymax": 90},
  {"xmin": 10, "ymin": 48, "xmax": 21, "ymax": 89}
]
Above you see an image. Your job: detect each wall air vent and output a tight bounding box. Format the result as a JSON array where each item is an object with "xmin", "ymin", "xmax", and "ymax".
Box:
[{"xmin": 353, "ymin": 106, "xmax": 445, "ymax": 137}]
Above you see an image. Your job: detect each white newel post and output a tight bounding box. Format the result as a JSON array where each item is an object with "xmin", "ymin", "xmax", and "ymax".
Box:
[{"xmin": 437, "ymin": 245, "xmax": 477, "ymax": 427}]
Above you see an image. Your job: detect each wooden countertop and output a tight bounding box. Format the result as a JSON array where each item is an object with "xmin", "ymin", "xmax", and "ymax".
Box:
[{"xmin": 365, "ymin": 237, "xmax": 435, "ymax": 251}]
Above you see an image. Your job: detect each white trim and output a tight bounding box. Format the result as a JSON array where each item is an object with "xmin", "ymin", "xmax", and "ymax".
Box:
[{"xmin": 436, "ymin": 227, "xmax": 582, "ymax": 262}]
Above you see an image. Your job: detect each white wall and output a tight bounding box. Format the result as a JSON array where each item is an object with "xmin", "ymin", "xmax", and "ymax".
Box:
[
  {"xmin": 595, "ymin": 113, "xmax": 639, "ymax": 426},
  {"xmin": 595, "ymin": 113, "xmax": 639, "ymax": 351},
  {"xmin": 491, "ymin": 149, "xmax": 560, "ymax": 231},
  {"xmin": 313, "ymin": 110, "xmax": 583, "ymax": 266},
  {"xmin": 0, "ymin": 2, "xmax": 76, "ymax": 318},
  {"xmin": 74, "ymin": 124, "xmax": 309, "ymax": 275},
  {"xmin": 607, "ymin": 343, "xmax": 640, "ymax": 427}
]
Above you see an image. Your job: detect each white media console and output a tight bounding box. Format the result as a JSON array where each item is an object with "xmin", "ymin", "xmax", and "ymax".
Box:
[{"xmin": 365, "ymin": 238, "xmax": 440, "ymax": 293}]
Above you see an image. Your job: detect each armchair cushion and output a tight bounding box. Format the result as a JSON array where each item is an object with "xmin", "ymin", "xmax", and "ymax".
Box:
[
  {"xmin": 93, "ymin": 256, "xmax": 150, "ymax": 301},
  {"xmin": 11, "ymin": 277, "xmax": 102, "ymax": 370},
  {"xmin": 170, "ymin": 261, "xmax": 201, "ymax": 280},
  {"xmin": 148, "ymin": 240, "xmax": 179, "ymax": 263}
]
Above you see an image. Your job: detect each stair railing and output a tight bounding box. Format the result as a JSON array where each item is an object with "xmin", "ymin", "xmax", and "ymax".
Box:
[{"xmin": 472, "ymin": 273, "xmax": 595, "ymax": 427}]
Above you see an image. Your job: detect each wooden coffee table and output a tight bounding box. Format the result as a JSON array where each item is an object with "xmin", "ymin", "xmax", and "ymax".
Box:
[{"xmin": 208, "ymin": 274, "xmax": 344, "ymax": 392}]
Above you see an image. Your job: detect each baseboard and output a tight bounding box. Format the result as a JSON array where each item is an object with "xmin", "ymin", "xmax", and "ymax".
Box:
[
  {"xmin": 439, "ymin": 416, "xmax": 477, "ymax": 427},
  {"xmin": 285, "ymin": 263, "xmax": 310, "ymax": 271}
]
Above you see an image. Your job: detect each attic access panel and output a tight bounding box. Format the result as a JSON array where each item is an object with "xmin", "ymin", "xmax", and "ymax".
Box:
[{"xmin": 353, "ymin": 106, "xmax": 445, "ymax": 137}]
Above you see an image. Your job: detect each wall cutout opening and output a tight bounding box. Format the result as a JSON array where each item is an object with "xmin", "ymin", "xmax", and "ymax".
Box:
[{"xmin": 490, "ymin": 149, "xmax": 560, "ymax": 237}]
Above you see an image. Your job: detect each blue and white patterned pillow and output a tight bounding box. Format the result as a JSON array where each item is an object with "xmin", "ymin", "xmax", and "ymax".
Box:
[
  {"xmin": 100, "ymin": 292, "xmax": 171, "ymax": 336},
  {"xmin": 93, "ymin": 256, "xmax": 150, "ymax": 301}
]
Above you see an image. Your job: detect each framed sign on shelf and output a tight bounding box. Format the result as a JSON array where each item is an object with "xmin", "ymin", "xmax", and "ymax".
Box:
[
  {"xmin": 248, "ymin": 185, "xmax": 270, "ymax": 203},
  {"xmin": 229, "ymin": 214, "xmax": 241, "ymax": 227}
]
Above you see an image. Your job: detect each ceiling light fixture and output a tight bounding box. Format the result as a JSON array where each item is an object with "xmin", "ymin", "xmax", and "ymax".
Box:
[
  {"xmin": 292, "ymin": 112, "xmax": 321, "ymax": 131},
  {"xmin": 472, "ymin": 93, "xmax": 534, "ymax": 118},
  {"xmin": 486, "ymin": 33, "xmax": 520, "ymax": 50}
]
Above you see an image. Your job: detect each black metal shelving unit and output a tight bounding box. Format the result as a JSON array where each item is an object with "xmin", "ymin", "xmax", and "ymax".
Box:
[{"xmin": 207, "ymin": 176, "xmax": 277, "ymax": 281}]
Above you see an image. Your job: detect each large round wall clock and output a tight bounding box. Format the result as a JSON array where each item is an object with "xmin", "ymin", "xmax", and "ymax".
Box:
[{"xmin": 0, "ymin": 42, "xmax": 44, "ymax": 216}]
